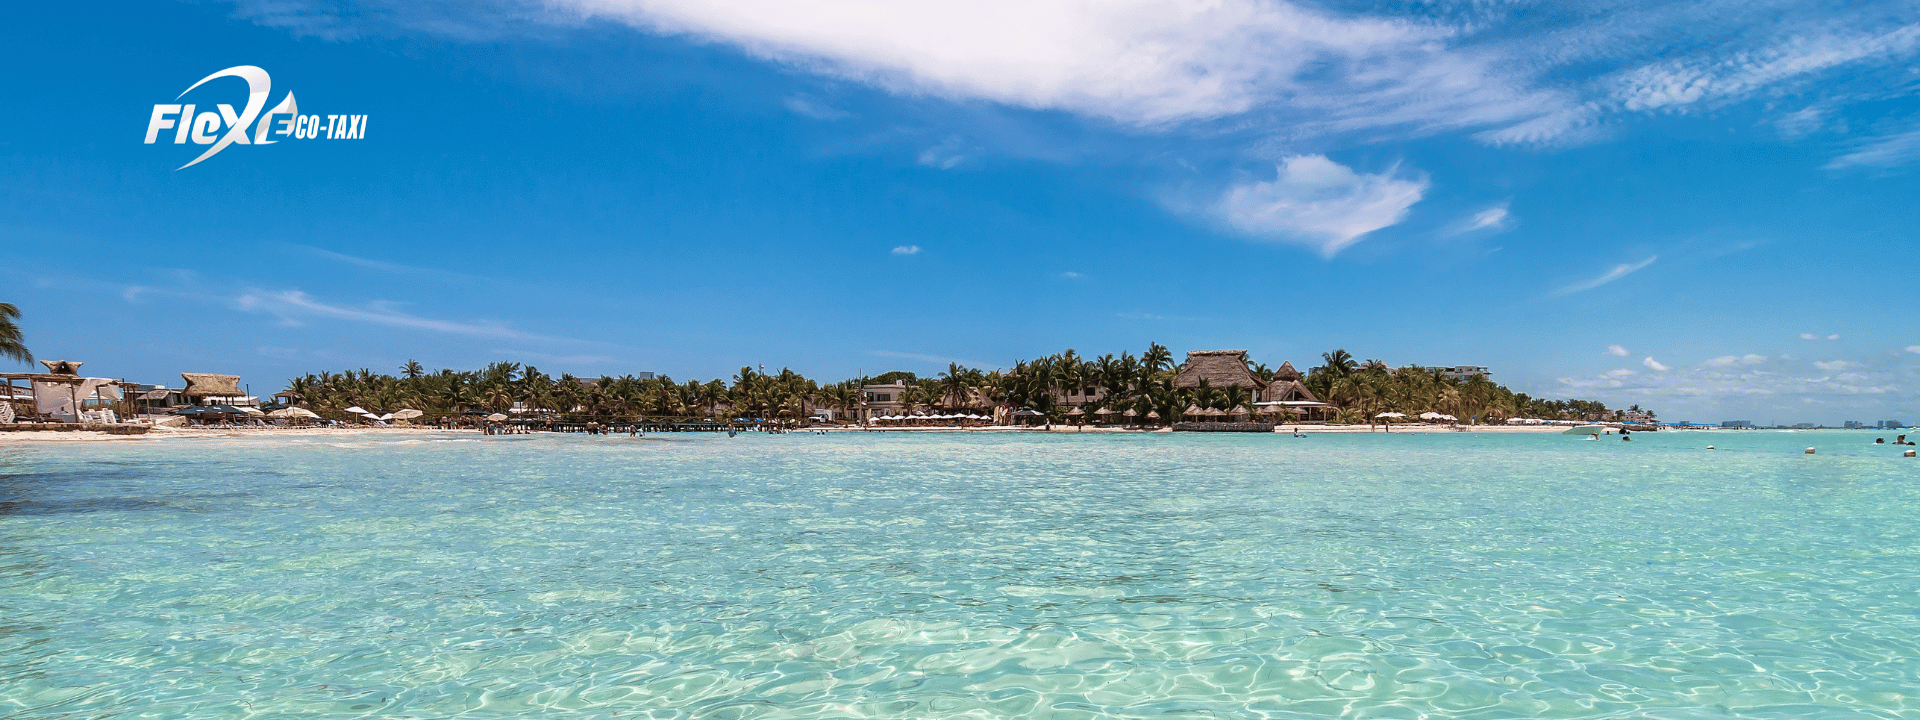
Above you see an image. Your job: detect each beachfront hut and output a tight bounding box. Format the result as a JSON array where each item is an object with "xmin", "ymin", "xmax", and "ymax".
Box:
[
  {"xmin": 181, "ymin": 373, "xmax": 244, "ymax": 405},
  {"xmin": 1228, "ymin": 405, "xmax": 1250, "ymax": 419},
  {"xmin": 1183, "ymin": 404, "xmax": 1205, "ymax": 419}
]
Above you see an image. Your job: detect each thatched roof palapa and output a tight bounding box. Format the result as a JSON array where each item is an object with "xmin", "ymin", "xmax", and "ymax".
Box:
[
  {"xmin": 1271, "ymin": 361, "xmax": 1303, "ymax": 382},
  {"xmin": 1173, "ymin": 350, "xmax": 1266, "ymax": 390},
  {"xmin": 181, "ymin": 373, "xmax": 242, "ymax": 398},
  {"xmin": 1261, "ymin": 379, "xmax": 1321, "ymax": 404},
  {"xmin": 40, "ymin": 360, "xmax": 83, "ymax": 375}
]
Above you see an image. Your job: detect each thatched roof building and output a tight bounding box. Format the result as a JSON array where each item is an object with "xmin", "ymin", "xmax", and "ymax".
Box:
[
  {"xmin": 41, "ymin": 360, "xmax": 83, "ymax": 375},
  {"xmin": 1171, "ymin": 350, "xmax": 1326, "ymax": 410},
  {"xmin": 1173, "ymin": 350, "xmax": 1265, "ymax": 389},
  {"xmin": 181, "ymin": 373, "xmax": 242, "ymax": 398}
]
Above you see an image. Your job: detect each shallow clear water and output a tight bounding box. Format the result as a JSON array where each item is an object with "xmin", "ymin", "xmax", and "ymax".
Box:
[{"xmin": 3, "ymin": 430, "xmax": 1918, "ymax": 719}]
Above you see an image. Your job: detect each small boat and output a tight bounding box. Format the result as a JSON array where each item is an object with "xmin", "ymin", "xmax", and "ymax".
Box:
[{"xmin": 1563, "ymin": 424, "xmax": 1605, "ymax": 436}]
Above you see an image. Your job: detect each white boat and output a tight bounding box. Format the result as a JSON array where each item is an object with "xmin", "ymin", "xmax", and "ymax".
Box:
[{"xmin": 1563, "ymin": 424, "xmax": 1606, "ymax": 436}]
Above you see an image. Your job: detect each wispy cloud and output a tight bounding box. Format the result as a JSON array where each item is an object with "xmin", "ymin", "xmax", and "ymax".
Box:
[
  {"xmin": 236, "ymin": 289, "xmax": 554, "ymax": 341},
  {"xmin": 891, "ymin": 245, "xmax": 921, "ymax": 255},
  {"xmin": 1605, "ymin": 344, "xmax": 1631, "ymax": 357},
  {"xmin": 1060, "ymin": 271, "xmax": 1082, "ymax": 279},
  {"xmin": 783, "ymin": 95, "xmax": 851, "ymax": 120},
  {"xmin": 1555, "ymin": 255, "xmax": 1658, "ymax": 295},
  {"xmin": 1447, "ymin": 202, "xmax": 1512, "ymax": 235},
  {"xmin": 1704, "ymin": 354, "xmax": 1768, "ymax": 367},
  {"xmin": 1813, "ymin": 359, "xmax": 1854, "ymax": 371},
  {"xmin": 287, "ymin": 244, "xmax": 492, "ymax": 283},
  {"xmin": 1908, "ymin": 345, "xmax": 1920, "ymax": 355},
  {"xmin": 1643, "ymin": 356, "xmax": 1670, "ymax": 372},
  {"xmin": 1827, "ymin": 128, "xmax": 1920, "ymax": 170},
  {"xmin": 1800, "ymin": 332, "xmax": 1840, "ymax": 340},
  {"xmin": 1215, "ymin": 155, "xmax": 1427, "ymax": 257},
  {"xmin": 1613, "ymin": 25, "xmax": 1920, "ymax": 113}
]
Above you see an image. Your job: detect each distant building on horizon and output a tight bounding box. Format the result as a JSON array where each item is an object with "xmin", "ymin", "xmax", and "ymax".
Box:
[
  {"xmin": 1721, "ymin": 420, "xmax": 1753, "ymax": 428},
  {"xmin": 1844, "ymin": 420, "xmax": 1867, "ymax": 429},
  {"xmin": 1881, "ymin": 420, "xmax": 1907, "ymax": 428},
  {"xmin": 1438, "ymin": 365, "xmax": 1490, "ymax": 381}
]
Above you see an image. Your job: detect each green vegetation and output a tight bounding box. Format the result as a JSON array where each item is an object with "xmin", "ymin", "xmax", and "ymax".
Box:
[
  {"xmin": 284, "ymin": 343, "xmax": 1642, "ymax": 424},
  {"xmin": 0, "ymin": 302, "xmax": 29, "ymax": 365}
]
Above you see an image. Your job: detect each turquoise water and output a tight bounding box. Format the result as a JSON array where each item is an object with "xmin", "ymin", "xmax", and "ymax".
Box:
[{"xmin": 3, "ymin": 430, "xmax": 1918, "ymax": 719}]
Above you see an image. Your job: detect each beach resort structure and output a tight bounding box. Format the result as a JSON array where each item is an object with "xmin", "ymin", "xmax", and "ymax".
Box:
[
  {"xmin": 854, "ymin": 382, "xmax": 908, "ymax": 423},
  {"xmin": 0, "ymin": 360, "xmax": 137, "ymax": 424},
  {"xmin": 1439, "ymin": 365, "xmax": 1491, "ymax": 381},
  {"xmin": 1172, "ymin": 350, "xmax": 1330, "ymax": 422}
]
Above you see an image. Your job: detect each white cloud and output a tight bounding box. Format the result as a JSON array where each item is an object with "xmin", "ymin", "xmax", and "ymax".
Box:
[
  {"xmin": 1828, "ymin": 128, "xmax": 1920, "ymax": 169},
  {"xmin": 1555, "ymin": 255, "xmax": 1658, "ymax": 295},
  {"xmin": 1605, "ymin": 344, "xmax": 1630, "ymax": 357},
  {"xmin": 1606, "ymin": 368, "xmax": 1636, "ymax": 378},
  {"xmin": 558, "ymin": 0, "xmax": 1570, "ymax": 135},
  {"xmin": 1813, "ymin": 360, "xmax": 1854, "ymax": 371},
  {"xmin": 891, "ymin": 245, "xmax": 921, "ymax": 255},
  {"xmin": 1446, "ymin": 202, "xmax": 1513, "ymax": 235},
  {"xmin": 1613, "ymin": 25, "xmax": 1920, "ymax": 113},
  {"xmin": 1643, "ymin": 356, "xmax": 1670, "ymax": 372},
  {"xmin": 1216, "ymin": 155, "xmax": 1427, "ymax": 256},
  {"xmin": 235, "ymin": 289, "xmax": 550, "ymax": 340},
  {"xmin": 236, "ymin": 0, "xmax": 1920, "ymax": 156},
  {"xmin": 1909, "ymin": 345, "xmax": 1920, "ymax": 355},
  {"xmin": 1704, "ymin": 354, "xmax": 1769, "ymax": 367},
  {"xmin": 1061, "ymin": 271, "xmax": 1082, "ymax": 279},
  {"xmin": 1800, "ymin": 332, "xmax": 1840, "ymax": 340}
]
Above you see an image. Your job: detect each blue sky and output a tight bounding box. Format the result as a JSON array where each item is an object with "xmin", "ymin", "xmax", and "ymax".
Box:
[{"xmin": 3, "ymin": 0, "xmax": 1918, "ymax": 423}]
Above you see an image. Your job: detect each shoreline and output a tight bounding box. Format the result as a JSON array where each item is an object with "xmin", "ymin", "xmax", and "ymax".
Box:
[{"xmin": 0, "ymin": 422, "xmax": 1624, "ymax": 446}]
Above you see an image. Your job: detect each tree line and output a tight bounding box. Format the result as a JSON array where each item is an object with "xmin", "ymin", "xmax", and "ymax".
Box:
[{"xmin": 281, "ymin": 342, "xmax": 1646, "ymax": 424}]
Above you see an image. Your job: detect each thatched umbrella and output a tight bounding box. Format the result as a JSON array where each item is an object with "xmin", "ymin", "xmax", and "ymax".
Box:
[
  {"xmin": 1122, "ymin": 408, "xmax": 1137, "ymax": 418},
  {"xmin": 1094, "ymin": 407, "xmax": 1116, "ymax": 416},
  {"xmin": 1066, "ymin": 406, "xmax": 1084, "ymax": 416},
  {"xmin": 1145, "ymin": 410, "xmax": 1161, "ymax": 421},
  {"xmin": 1229, "ymin": 405, "xmax": 1250, "ymax": 418},
  {"xmin": 1184, "ymin": 404, "xmax": 1204, "ymax": 418},
  {"xmin": 391, "ymin": 409, "xmax": 424, "ymax": 420},
  {"xmin": 268, "ymin": 407, "xmax": 319, "ymax": 418},
  {"xmin": 1204, "ymin": 406, "xmax": 1225, "ymax": 417}
]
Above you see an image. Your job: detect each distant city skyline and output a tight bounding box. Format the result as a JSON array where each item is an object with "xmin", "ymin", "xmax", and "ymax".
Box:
[{"xmin": 2, "ymin": 0, "xmax": 1917, "ymax": 424}]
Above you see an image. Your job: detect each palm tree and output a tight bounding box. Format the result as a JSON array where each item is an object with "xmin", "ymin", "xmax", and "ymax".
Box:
[
  {"xmin": 0, "ymin": 302, "xmax": 30, "ymax": 365},
  {"xmin": 401, "ymin": 359, "xmax": 425, "ymax": 379}
]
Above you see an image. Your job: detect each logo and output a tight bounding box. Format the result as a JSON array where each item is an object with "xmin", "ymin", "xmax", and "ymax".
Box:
[{"xmin": 143, "ymin": 66, "xmax": 368, "ymax": 169}]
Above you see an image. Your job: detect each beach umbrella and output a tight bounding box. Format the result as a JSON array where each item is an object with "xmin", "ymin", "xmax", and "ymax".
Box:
[
  {"xmin": 1376, "ymin": 412, "xmax": 1406, "ymax": 418},
  {"xmin": 1229, "ymin": 405, "xmax": 1250, "ymax": 417},
  {"xmin": 1418, "ymin": 411, "xmax": 1446, "ymax": 421},
  {"xmin": 487, "ymin": 413, "xmax": 507, "ymax": 421},
  {"xmin": 1067, "ymin": 407, "xmax": 1084, "ymax": 416},
  {"xmin": 1184, "ymin": 404, "xmax": 1204, "ymax": 417},
  {"xmin": 1094, "ymin": 407, "xmax": 1116, "ymax": 415},
  {"xmin": 1123, "ymin": 408, "xmax": 1138, "ymax": 417},
  {"xmin": 377, "ymin": 413, "xmax": 395, "ymax": 421},
  {"xmin": 239, "ymin": 406, "xmax": 266, "ymax": 416},
  {"xmin": 343, "ymin": 406, "xmax": 369, "ymax": 415},
  {"xmin": 391, "ymin": 409, "xmax": 424, "ymax": 420},
  {"xmin": 268, "ymin": 407, "xmax": 320, "ymax": 418},
  {"xmin": 1145, "ymin": 410, "xmax": 1161, "ymax": 420}
]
